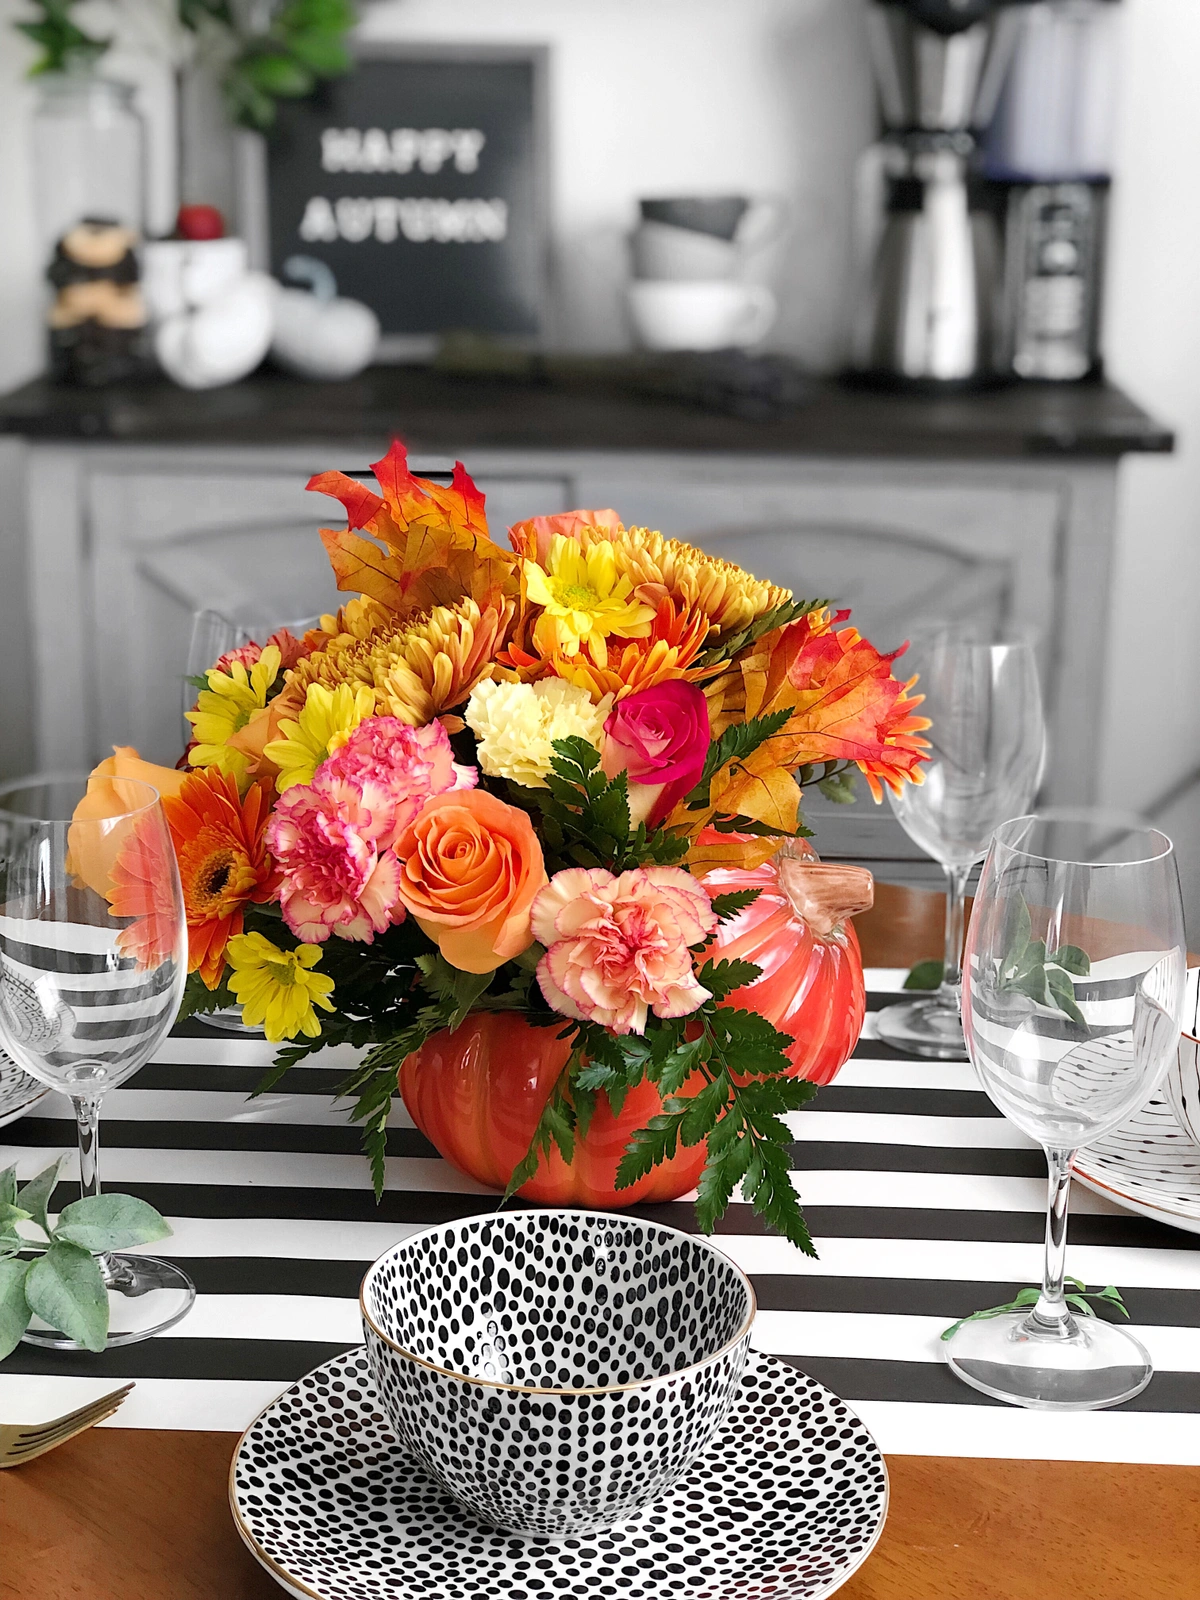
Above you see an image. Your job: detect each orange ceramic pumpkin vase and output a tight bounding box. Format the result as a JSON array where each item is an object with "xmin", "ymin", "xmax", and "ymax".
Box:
[{"xmin": 398, "ymin": 844, "xmax": 873, "ymax": 1207}]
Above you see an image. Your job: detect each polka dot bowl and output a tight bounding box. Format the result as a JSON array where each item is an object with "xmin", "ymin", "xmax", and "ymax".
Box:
[{"xmin": 359, "ymin": 1209, "xmax": 756, "ymax": 1537}]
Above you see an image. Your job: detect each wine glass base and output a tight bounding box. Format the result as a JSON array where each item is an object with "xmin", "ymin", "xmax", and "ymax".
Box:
[
  {"xmin": 22, "ymin": 1253, "xmax": 196, "ymax": 1350},
  {"xmin": 943, "ymin": 1308, "xmax": 1152, "ymax": 1410},
  {"xmin": 876, "ymin": 997, "xmax": 968, "ymax": 1059}
]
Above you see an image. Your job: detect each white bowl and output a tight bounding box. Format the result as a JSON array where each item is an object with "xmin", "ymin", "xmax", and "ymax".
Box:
[{"xmin": 360, "ymin": 1209, "xmax": 755, "ymax": 1536}]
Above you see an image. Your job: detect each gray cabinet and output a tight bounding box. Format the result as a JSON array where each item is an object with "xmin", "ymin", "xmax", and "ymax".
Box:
[{"xmin": 7, "ymin": 439, "xmax": 1116, "ymax": 803}]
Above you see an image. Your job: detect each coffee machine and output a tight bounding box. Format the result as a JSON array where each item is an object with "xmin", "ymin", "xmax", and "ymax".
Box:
[{"xmin": 851, "ymin": 0, "xmax": 1027, "ymax": 386}]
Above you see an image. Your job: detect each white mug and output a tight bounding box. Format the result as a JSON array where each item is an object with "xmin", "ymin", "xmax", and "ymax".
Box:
[
  {"xmin": 1165, "ymin": 966, "xmax": 1200, "ymax": 1145},
  {"xmin": 627, "ymin": 280, "xmax": 777, "ymax": 352}
]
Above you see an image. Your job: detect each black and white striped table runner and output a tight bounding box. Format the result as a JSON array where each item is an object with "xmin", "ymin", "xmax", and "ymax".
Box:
[{"xmin": 3, "ymin": 970, "xmax": 1199, "ymax": 1464}]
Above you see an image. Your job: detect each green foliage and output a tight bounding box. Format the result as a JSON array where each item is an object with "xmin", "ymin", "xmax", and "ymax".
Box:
[
  {"xmin": 904, "ymin": 959, "xmax": 944, "ymax": 991},
  {"xmin": 515, "ymin": 738, "xmax": 691, "ymax": 875},
  {"xmin": 17, "ymin": 0, "xmax": 107, "ymax": 76},
  {"xmin": 686, "ymin": 709, "xmax": 794, "ymax": 811},
  {"xmin": 813, "ymin": 764, "xmax": 858, "ymax": 805},
  {"xmin": 54, "ymin": 1194, "xmax": 172, "ymax": 1253},
  {"xmin": 0, "ymin": 1161, "xmax": 173, "ymax": 1360},
  {"xmin": 941, "ymin": 1279, "xmax": 1128, "ymax": 1342},
  {"xmin": 508, "ymin": 992, "xmax": 820, "ymax": 1255},
  {"xmin": 15, "ymin": 0, "xmax": 355, "ymax": 131},
  {"xmin": 998, "ymin": 896, "xmax": 1091, "ymax": 1026},
  {"xmin": 707, "ymin": 888, "xmax": 762, "ymax": 924},
  {"xmin": 693, "ymin": 599, "xmax": 826, "ymax": 674}
]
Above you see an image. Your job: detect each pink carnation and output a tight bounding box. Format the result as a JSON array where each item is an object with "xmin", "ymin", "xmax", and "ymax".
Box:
[
  {"xmin": 531, "ymin": 865, "xmax": 719, "ymax": 1034},
  {"xmin": 318, "ymin": 717, "xmax": 477, "ymax": 849},
  {"xmin": 266, "ymin": 774, "xmax": 406, "ymax": 943}
]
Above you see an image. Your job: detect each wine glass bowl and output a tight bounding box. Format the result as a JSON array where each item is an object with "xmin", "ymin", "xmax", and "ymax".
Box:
[
  {"xmin": 878, "ymin": 636, "xmax": 1046, "ymax": 1059},
  {"xmin": 946, "ymin": 809, "xmax": 1187, "ymax": 1410},
  {"xmin": 0, "ymin": 774, "xmax": 194, "ymax": 1349}
]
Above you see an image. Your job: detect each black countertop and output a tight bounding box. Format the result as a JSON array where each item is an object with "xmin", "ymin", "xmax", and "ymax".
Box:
[{"xmin": 0, "ymin": 363, "xmax": 1174, "ymax": 459}]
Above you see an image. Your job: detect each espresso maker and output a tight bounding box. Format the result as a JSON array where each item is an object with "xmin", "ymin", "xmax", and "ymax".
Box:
[{"xmin": 851, "ymin": 0, "xmax": 1026, "ymax": 385}]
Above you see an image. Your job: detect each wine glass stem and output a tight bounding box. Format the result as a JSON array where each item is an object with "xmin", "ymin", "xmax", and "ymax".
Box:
[
  {"xmin": 939, "ymin": 863, "xmax": 971, "ymax": 999},
  {"xmin": 1030, "ymin": 1147, "xmax": 1077, "ymax": 1333},
  {"xmin": 73, "ymin": 1093, "xmax": 117, "ymax": 1285},
  {"xmin": 73, "ymin": 1093, "xmax": 102, "ymax": 1202}
]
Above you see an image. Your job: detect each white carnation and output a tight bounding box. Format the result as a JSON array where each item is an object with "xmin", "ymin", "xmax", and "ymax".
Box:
[{"xmin": 465, "ymin": 678, "xmax": 606, "ymax": 788}]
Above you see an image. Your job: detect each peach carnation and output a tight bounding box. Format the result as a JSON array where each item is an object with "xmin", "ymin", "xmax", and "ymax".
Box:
[{"xmin": 531, "ymin": 865, "xmax": 718, "ymax": 1034}]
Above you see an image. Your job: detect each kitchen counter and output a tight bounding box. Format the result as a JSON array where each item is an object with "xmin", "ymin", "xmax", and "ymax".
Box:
[{"xmin": 0, "ymin": 364, "xmax": 1174, "ymax": 459}]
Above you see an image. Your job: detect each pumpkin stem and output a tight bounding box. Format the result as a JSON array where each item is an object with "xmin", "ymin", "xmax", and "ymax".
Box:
[{"xmin": 777, "ymin": 858, "xmax": 874, "ymax": 937}]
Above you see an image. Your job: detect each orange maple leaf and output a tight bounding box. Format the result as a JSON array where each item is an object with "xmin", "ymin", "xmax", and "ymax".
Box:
[{"xmin": 307, "ymin": 440, "xmax": 518, "ymax": 619}]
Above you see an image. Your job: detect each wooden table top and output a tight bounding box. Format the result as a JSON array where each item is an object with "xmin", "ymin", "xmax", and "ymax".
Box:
[{"xmin": 4, "ymin": 883, "xmax": 1198, "ymax": 1600}]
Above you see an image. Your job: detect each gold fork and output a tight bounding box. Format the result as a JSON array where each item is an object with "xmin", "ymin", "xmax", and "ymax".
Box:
[{"xmin": 0, "ymin": 1383, "xmax": 134, "ymax": 1467}]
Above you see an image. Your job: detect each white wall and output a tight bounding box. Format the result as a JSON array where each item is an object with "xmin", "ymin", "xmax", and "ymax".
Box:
[
  {"xmin": 1099, "ymin": 0, "xmax": 1200, "ymax": 812},
  {"xmin": 356, "ymin": 0, "xmax": 873, "ymax": 361}
]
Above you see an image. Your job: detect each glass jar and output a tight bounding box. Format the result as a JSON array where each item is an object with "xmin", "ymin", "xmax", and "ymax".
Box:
[{"xmin": 32, "ymin": 74, "xmax": 145, "ymax": 265}]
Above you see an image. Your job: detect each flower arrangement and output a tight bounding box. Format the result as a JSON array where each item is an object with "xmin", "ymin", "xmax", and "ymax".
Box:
[{"xmin": 101, "ymin": 443, "xmax": 929, "ymax": 1252}]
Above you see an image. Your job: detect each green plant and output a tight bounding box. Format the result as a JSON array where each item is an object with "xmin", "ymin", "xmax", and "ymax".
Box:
[
  {"xmin": 180, "ymin": 0, "xmax": 356, "ymax": 131},
  {"xmin": 16, "ymin": 0, "xmax": 107, "ymax": 75},
  {"xmin": 16, "ymin": 0, "xmax": 355, "ymax": 132},
  {"xmin": 0, "ymin": 1159, "xmax": 172, "ymax": 1358},
  {"xmin": 941, "ymin": 1279, "xmax": 1128, "ymax": 1342}
]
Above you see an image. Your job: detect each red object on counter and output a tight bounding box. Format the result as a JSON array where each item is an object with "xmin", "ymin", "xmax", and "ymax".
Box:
[{"xmin": 175, "ymin": 205, "xmax": 225, "ymax": 241}]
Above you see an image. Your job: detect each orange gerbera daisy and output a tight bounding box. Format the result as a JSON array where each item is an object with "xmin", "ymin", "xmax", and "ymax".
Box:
[
  {"xmin": 163, "ymin": 769, "xmax": 281, "ymax": 987},
  {"xmin": 107, "ymin": 813, "xmax": 184, "ymax": 972}
]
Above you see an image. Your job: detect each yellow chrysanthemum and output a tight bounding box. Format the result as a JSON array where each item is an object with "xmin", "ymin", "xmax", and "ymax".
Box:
[
  {"xmin": 225, "ymin": 931, "xmax": 335, "ymax": 1041},
  {"xmin": 187, "ymin": 646, "xmax": 281, "ymax": 784},
  {"xmin": 465, "ymin": 678, "xmax": 608, "ymax": 788},
  {"xmin": 291, "ymin": 597, "xmax": 514, "ymax": 726},
  {"xmin": 604, "ymin": 526, "xmax": 790, "ymax": 641},
  {"xmin": 524, "ymin": 536, "xmax": 655, "ymax": 667},
  {"xmin": 263, "ymin": 682, "xmax": 375, "ymax": 792}
]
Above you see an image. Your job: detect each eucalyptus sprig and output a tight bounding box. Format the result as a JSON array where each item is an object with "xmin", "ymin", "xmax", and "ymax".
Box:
[
  {"xmin": 998, "ymin": 896, "xmax": 1091, "ymax": 1026},
  {"xmin": 941, "ymin": 1279, "xmax": 1128, "ymax": 1342},
  {"xmin": 0, "ymin": 1159, "xmax": 173, "ymax": 1359}
]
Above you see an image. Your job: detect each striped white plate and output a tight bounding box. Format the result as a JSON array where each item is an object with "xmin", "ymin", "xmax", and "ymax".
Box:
[{"xmin": 1075, "ymin": 1096, "xmax": 1200, "ymax": 1236}]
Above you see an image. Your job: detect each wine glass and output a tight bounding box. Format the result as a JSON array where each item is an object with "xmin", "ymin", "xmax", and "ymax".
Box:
[
  {"xmin": 876, "ymin": 637, "xmax": 1045, "ymax": 1059},
  {"xmin": 947, "ymin": 809, "xmax": 1187, "ymax": 1409},
  {"xmin": 184, "ymin": 606, "xmax": 323, "ymax": 732},
  {"xmin": 0, "ymin": 774, "xmax": 194, "ymax": 1348}
]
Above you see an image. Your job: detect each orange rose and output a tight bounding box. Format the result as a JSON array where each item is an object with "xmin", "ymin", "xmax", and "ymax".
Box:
[
  {"xmin": 393, "ymin": 790, "xmax": 546, "ymax": 974},
  {"xmin": 70, "ymin": 747, "xmax": 189, "ymax": 896}
]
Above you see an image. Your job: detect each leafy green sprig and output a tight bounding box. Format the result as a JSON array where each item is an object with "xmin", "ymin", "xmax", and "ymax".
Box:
[
  {"xmin": 0, "ymin": 1159, "xmax": 173, "ymax": 1359},
  {"xmin": 998, "ymin": 896, "xmax": 1090, "ymax": 1026},
  {"xmin": 941, "ymin": 1279, "xmax": 1128, "ymax": 1342}
]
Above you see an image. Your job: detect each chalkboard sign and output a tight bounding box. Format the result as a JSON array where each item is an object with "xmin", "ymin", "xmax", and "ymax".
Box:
[{"xmin": 266, "ymin": 46, "xmax": 548, "ymax": 352}]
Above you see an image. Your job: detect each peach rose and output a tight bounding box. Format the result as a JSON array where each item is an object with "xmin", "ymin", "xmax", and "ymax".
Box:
[
  {"xmin": 71, "ymin": 747, "xmax": 189, "ymax": 896},
  {"xmin": 393, "ymin": 790, "xmax": 546, "ymax": 974}
]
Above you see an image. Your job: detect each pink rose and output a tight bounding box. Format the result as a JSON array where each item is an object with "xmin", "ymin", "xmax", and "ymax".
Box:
[
  {"xmin": 601, "ymin": 681, "xmax": 711, "ymax": 827},
  {"xmin": 319, "ymin": 717, "xmax": 477, "ymax": 849},
  {"xmin": 267, "ymin": 774, "xmax": 405, "ymax": 943},
  {"xmin": 532, "ymin": 865, "xmax": 718, "ymax": 1034}
]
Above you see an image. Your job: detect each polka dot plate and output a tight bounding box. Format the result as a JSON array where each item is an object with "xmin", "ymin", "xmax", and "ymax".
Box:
[
  {"xmin": 1075, "ymin": 1094, "xmax": 1200, "ymax": 1235},
  {"xmin": 230, "ymin": 1347, "xmax": 889, "ymax": 1600},
  {"xmin": 0, "ymin": 1048, "xmax": 49, "ymax": 1130}
]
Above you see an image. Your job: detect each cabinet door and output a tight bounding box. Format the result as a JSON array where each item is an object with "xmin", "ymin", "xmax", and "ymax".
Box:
[
  {"xmin": 86, "ymin": 465, "xmax": 570, "ymax": 763},
  {"xmin": 569, "ymin": 464, "xmax": 1063, "ymax": 663}
]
